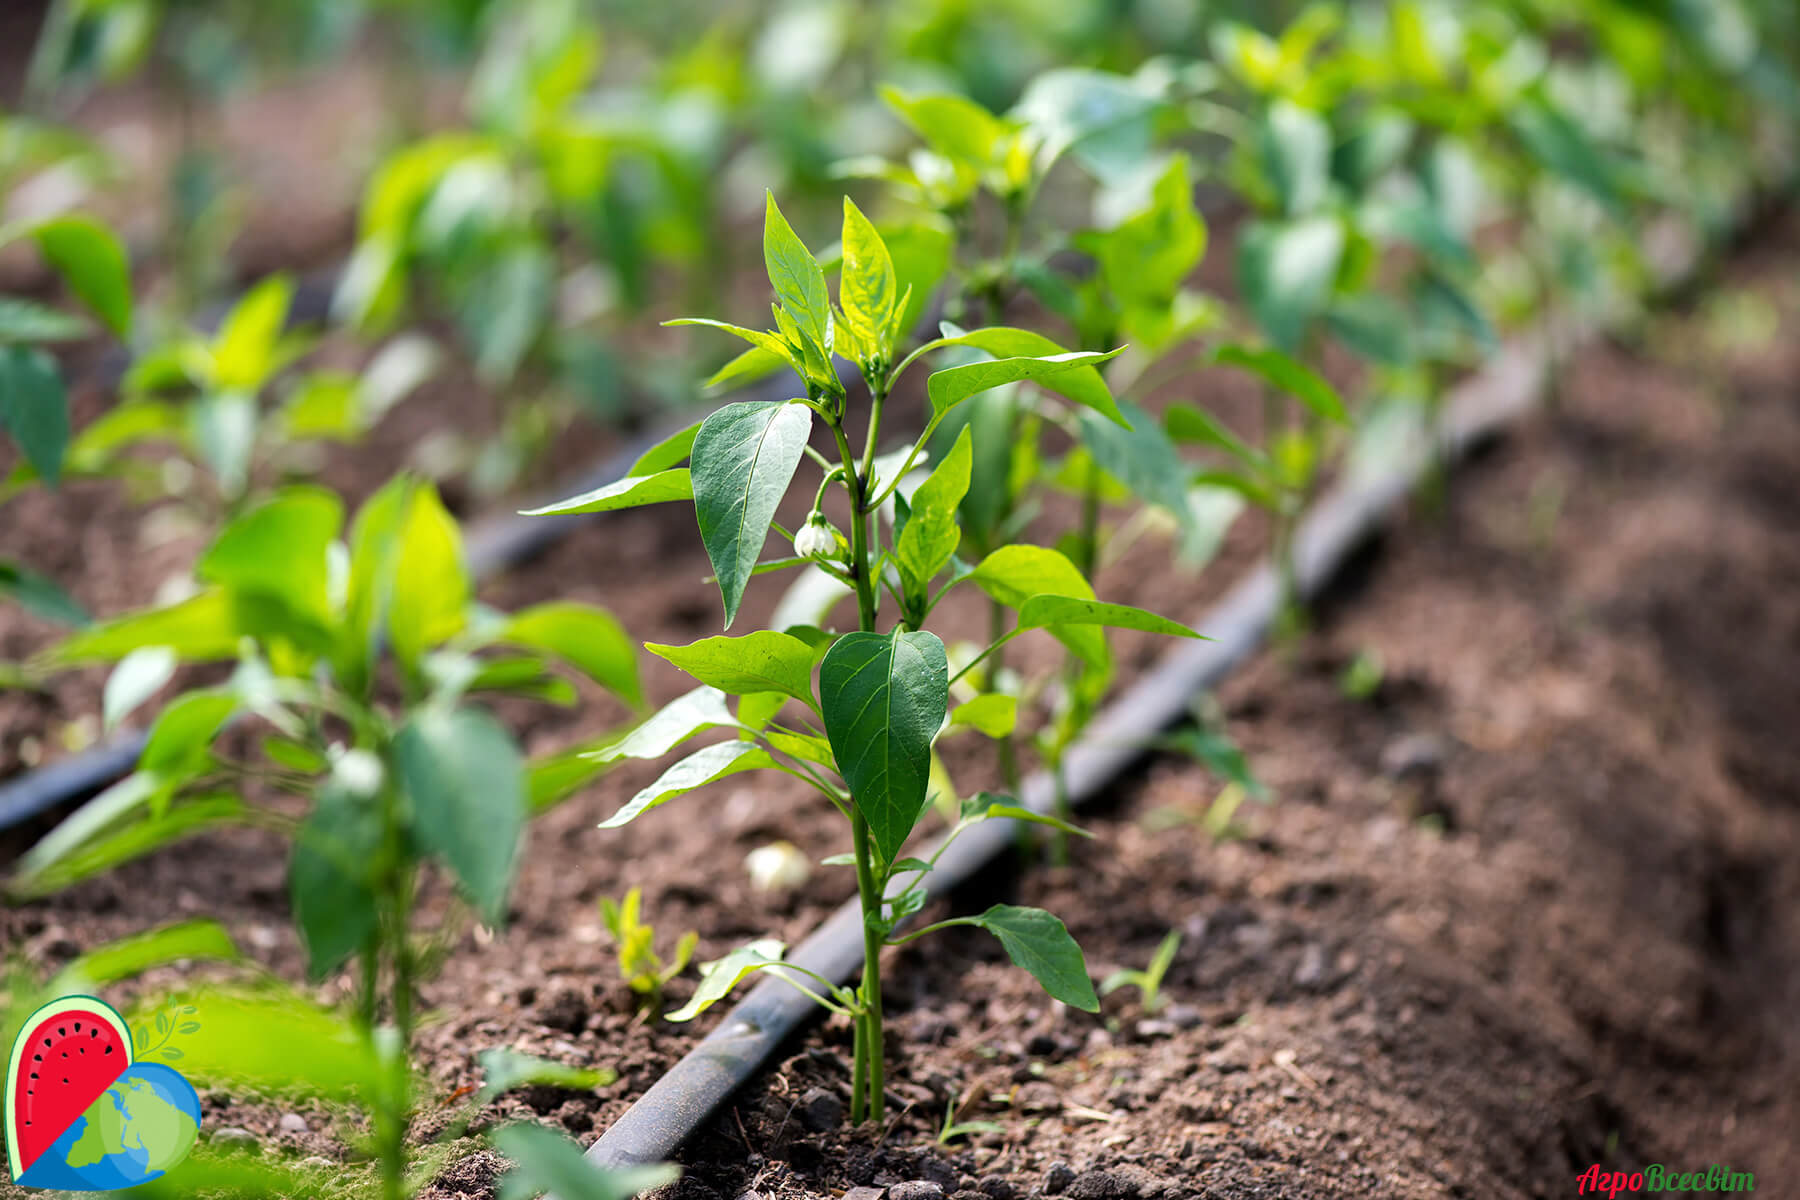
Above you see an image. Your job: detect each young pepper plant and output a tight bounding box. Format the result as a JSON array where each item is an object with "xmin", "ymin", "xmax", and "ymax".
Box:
[
  {"xmin": 530, "ymin": 193, "xmax": 1204, "ymax": 1124},
  {"xmin": 11, "ymin": 475, "xmax": 642, "ymax": 1200}
]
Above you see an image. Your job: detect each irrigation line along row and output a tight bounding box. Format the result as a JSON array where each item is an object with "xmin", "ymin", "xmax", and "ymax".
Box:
[{"xmin": 570, "ymin": 210, "xmax": 1730, "ymax": 1177}]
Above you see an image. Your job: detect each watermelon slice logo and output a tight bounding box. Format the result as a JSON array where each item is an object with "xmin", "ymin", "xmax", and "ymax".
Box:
[{"xmin": 6, "ymin": 996, "xmax": 201, "ymax": 1191}]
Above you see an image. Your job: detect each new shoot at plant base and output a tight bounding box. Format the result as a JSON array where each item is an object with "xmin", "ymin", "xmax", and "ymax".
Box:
[{"xmin": 530, "ymin": 193, "xmax": 1208, "ymax": 1124}]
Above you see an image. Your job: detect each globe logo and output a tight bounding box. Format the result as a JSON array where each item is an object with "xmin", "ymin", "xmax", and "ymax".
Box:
[{"xmin": 6, "ymin": 996, "xmax": 201, "ymax": 1192}]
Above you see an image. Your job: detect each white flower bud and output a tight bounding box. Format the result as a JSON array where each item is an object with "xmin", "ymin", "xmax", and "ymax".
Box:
[
  {"xmin": 332, "ymin": 747, "xmax": 386, "ymax": 797},
  {"xmin": 793, "ymin": 514, "xmax": 839, "ymax": 560}
]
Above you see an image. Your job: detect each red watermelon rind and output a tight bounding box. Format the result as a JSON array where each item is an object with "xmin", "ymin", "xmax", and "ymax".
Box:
[{"xmin": 6, "ymin": 995, "xmax": 133, "ymax": 1181}]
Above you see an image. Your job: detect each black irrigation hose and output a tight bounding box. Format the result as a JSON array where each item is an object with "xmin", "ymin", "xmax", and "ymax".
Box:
[{"xmin": 572, "ymin": 215, "xmax": 1731, "ymax": 1176}]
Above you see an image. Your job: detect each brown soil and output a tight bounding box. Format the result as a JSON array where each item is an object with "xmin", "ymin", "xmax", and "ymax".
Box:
[{"xmin": 3, "ymin": 201, "xmax": 1799, "ymax": 1199}]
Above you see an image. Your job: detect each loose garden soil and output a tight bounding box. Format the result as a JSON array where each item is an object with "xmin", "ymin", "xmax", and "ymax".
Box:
[{"xmin": 3, "ymin": 203, "xmax": 1798, "ymax": 1199}]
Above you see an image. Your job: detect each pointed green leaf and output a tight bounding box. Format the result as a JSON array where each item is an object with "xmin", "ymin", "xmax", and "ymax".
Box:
[
  {"xmin": 500, "ymin": 602, "xmax": 642, "ymax": 707},
  {"xmin": 601, "ymin": 740, "xmax": 777, "ymax": 829},
  {"xmin": 0, "ymin": 345, "xmax": 69, "ymax": 485},
  {"xmin": 927, "ymin": 348, "xmax": 1123, "ymax": 423},
  {"xmin": 646, "ymin": 631, "xmax": 819, "ymax": 710},
  {"xmin": 665, "ymin": 938, "xmax": 789, "ymax": 1023},
  {"xmin": 704, "ymin": 345, "xmax": 790, "ymax": 391},
  {"xmin": 928, "ymin": 329, "xmax": 1127, "ymax": 425},
  {"xmin": 949, "ymin": 694, "xmax": 1015, "ymax": 738},
  {"xmin": 213, "ymin": 275, "xmax": 296, "ymax": 392},
  {"xmin": 1076, "ymin": 399, "xmax": 1196, "ymax": 532},
  {"xmin": 819, "ymin": 629, "xmax": 948, "ymax": 863},
  {"xmin": 968, "ymin": 545, "xmax": 1103, "ymax": 664},
  {"xmin": 692, "ymin": 400, "xmax": 813, "ymax": 627},
  {"xmin": 628, "ymin": 423, "xmax": 700, "ymax": 476},
  {"xmin": 666, "ymin": 318, "xmax": 795, "ymax": 365},
  {"xmin": 103, "ymin": 646, "xmax": 178, "ymax": 731},
  {"xmin": 493, "ymin": 1122, "xmax": 678, "ymax": 1200},
  {"xmin": 969, "ymin": 904, "xmax": 1099, "ymax": 1011},
  {"xmin": 1212, "ymin": 343, "xmax": 1346, "ymax": 425},
  {"xmin": 840, "ymin": 197, "xmax": 897, "ymax": 354},
  {"xmin": 1237, "ymin": 216, "xmax": 1344, "ymax": 353},
  {"xmin": 477, "ymin": 1049, "xmax": 614, "ymax": 1105},
  {"xmin": 960, "ymin": 792, "xmax": 1091, "ymax": 838},
  {"xmin": 32, "ymin": 214, "xmax": 131, "ymax": 336},
  {"xmin": 589, "ymin": 687, "xmax": 734, "ymax": 764},
  {"xmin": 762, "ymin": 193, "xmax": 831, "ymax": 348},
  {"xmin": 55, "ymin": 590, "xmax": 240, "ymax": 665},
  {"xmin": 1016, "ymin": 595, "xmax": 1203, "ymax": 639},
  {"xmin": 895, "ymin": 424, "xmax": 971, "ymax": 597},
  {"xmin": 0, "ymin": 559, "xmax": 87, "ymax": 626},
  {"xmin": 396, "ymin": 705, "xmax": 525, "ymax": 925},
  {"xmin": 290, "ymin": 783, "xmax": 382, "ymax": 980},
  {"xmin": 197, "ymin": 487, "xmax": 342, "ymax": 623},
  {"xmin": 1164, "ymin": 403, "xmax": 1267, "ymax": 470},
  {"xmin": 0, "ymin": 296, "xmax": 91, "ymax": 342},
  {"xmin": 522, "ymin": 468, "xmax": 693, "ymax": 517}
]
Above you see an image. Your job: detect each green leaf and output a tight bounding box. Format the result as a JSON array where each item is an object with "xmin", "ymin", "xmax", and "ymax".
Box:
[
  {"xmin": 928, "ymin": 328, "xmax": 1128, "ymax": 425},
  {"xmin": 0, "ymin": 296, "xmax": 90, "ymax": 342},
  {"xmin": 968, "ymin": 545, "xmax": 1103, "ymax": 665},
  {"xmin": 762, "ymin": 192, "xmax": 831, "ymax": 349},
  {"xmin": 1259, "ymin": 99, "xmax": 1332, "ymax": 217},
  {"xmin": 1094, "ymin": 156, "xmax": 1206, "ymax": 307},
  {"xmin": 396, "ymin": 706, "xmax": 525, "ymax": 925},
  {"xmin": 1013, "ymin": 68, "xmax": 1163, "ymax": 181},
  {"xmin": 600, "ymin": 741, "xmax": 777, "ymax": 829},
  {"xmin": 763, "ymin": 727, "xmax": 836, "ymax": 768},
  {"xmin": 646, "ymin": 631, "xmax": 819, "ymax": 710},
  {"xmin": 949, "ymin": 694, "xmax": 1015, "ymax": 738},
  {"xmin": 665, "ymin": 938, "xmax": 789, "ymax": 1022},
  {"xmin": 8, "ymin": 795, "xmax": 249, "ymax": 900},
  {"xmin": 691, "ymin": 400, "xmax": 813, "ymax": 628},
  {"xmin": 212, "ymin": 275, "xmax": 295, "ymax": 391},
  {"xmin": 665, "ymin": 318, "xmax": 795, "ymax": 365},
  {"xmin": 463, "ymin": 243, "xmax": 553, "ymax": 384},
  {"xmin": 55, "ymin": 590, "xmax": 240, "ymax": 665},
  {"xmin": 819, "ymin": 629, "xmax": 949, "ymax": 864},
  {"xmin": 157, "ymin": 987, "xmax": 380, "ymax": 1102},
  {"xmin": 926, "ymin": 348, "xmax": 1124, "ymax": 422},
  {"xmin": 1164, "ymin": 404, "xmax": 1266, "ymax": 470},
  {"xmin": 477, "ymin": 1048, "xmax": 616, "ymax": 1105},
  {"xmin": 1325, "ymin": 295, "xmax": 1414, "ymax": 366},
  {"xmin": 895, "ymin": 424, "xmax": 971, "ymax": 599},
  {"xmin": 493, "ymin": 1122, "xmax": 677, "ymax": 1200},
  {"xmin": 1211, "ymin": 344, "xmax": 1346, "ymax": 425},
  {"xmin": 0, "ymin": 345, "xmax": 69, "ymax": 485},
  {"xmin": 0, "ymin": 558, "xmax": 87, "ymax": 626},
  {"xmin": 521, "ymin": 468, "xmax": 692, "ymax": 517},
  {"xmin": 1159, "ymin": 726, "xmax": 1267, "ymax": 802},
  {"xmin": 883, "ymin": 88, "xmax": 1007, "ymax": 167},
  {"xmin": 140, "ymin": 690, "xmax": 238, "ymax": 777},
  {"xmin": 840, "ymin": 197, "xmax": 897, "ymax": 357},
  {"xmin": 500, "ymin": 603, "xmax": 642, "ymax": 708},
  {"xmin": 390, "ymin": 481, "xmax": 470, "ymax": 676},
  {"xmin": 959, "ymin": 792, "xmax": 1091, "ymax": 838},
  {"xmin": 197, "ymin": 487, "xmax": 342, "ymax": 623},
  {"xmin": 103, "ymin": 646, "xmax": 177, "ymax": 731},
  {"xmin": 590, "ymin": 686, "xmax": 734, "ymax": 764},
  {"xmin": 1237, "ymin": 216, "xmax": 1345, "ymax": 354},
  {"xmin": 51, "ymin": 920, "xmax": 238, "ymax": 992},
  {"xmin": 1016, "ymin": 596, "xmax": 1203, "ymax": 639},
  {"xmin": 968, "ymin": 904, "xmax": 1098, "ymax": 1011},
  {"xmin": 1076, "ymin": 399, "xmax": 1196, "ymax": 532},
  {"xmin": 290, "ymin": 783, "xmax": 382, "ymax": 980},
  {"xmin": 628, "ymin": 423, "xmax": 700, "ymax": 476},
  {"xmin": 32, "ymin": 215, "xmax": 131, "ymax": 336},
  {"xmin": 705, "ymin": 344, "xmax": 790, "ymax": 391}
]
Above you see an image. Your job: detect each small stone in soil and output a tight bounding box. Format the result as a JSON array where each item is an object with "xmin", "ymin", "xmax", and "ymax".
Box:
[
  {"xmin": 537, "ymin": 986, "xmax": 589, "ymax": 1033},
  {"xmin": 211, "ymin": 1127, "xmax": 259, "ymax": 1153},
  {"xmin": 1163, "ymin": 1003, "xmax": 1203, "ymax": 1029},
  {"xmin": 1065, "ymin": 1170, "xmax": 1137, "ymax": 1200},
  {"xmin": 277, "ymin": 1113, "xmax": 309, "ymax": 1134},
  {"xmin": 843, "ymin": 1188, "xmax": 887, "ymax": 1200},
  {"xmin": 1016, "ymin": 1081, "xmax": 1061, "ymax": 1113},
  {"xmin": 976, "ymin": 1176, "xmax": 1017, "ymax": 1200},
  {"xmin": 889, "ymin": 1183, "xmax": 947, "ymax": 1200},
  {"xmin": 797, "ymin": 1086, "xmax": 844, "ymax": 1131},
  {"xmin": 1044, "ymin": 1163, "xmax": 1076, "ymax": 1195}
]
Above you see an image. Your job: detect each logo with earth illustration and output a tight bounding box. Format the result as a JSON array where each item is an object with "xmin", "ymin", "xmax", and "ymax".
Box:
[{"xmin": 5, "ymin": 995, "xmax": 202, "ymax": 1191}]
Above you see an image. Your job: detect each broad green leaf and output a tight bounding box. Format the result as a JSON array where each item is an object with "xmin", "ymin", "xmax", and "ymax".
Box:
[
  {"xmin": 819, "ymin": 629, "xmax": 949, "ymax": 864},
  {"xmin": 883, "ymin": 218, "xmax": 954, "ymax": 336},
  {"xmin": 590, "ymin": 686, "xmax": 734, "ymax": 764},
  {"xmin": 1016, "ymin": 596, "xmax": 1203, "ymax": 639},
  {"xmin": 883, "ymin": 88, "xmax": 1007, "ymax": 167},
  {"xmin": 500, "ymin": 603, "xmax": 642, "ymax": 708},
  {"xmin": 1259, "ymin": 99, "xmax": 1332, "ymax": 217},
  {"xmin": 969, "ymin": 904, "xmax": 1099, "ymax": 1011},
  {"xmin": 51, "ymin": 920, "xmax": 238, "ymax": 992},
  {"xmin": 0, "ymin": 296, "xmax": 90, "ymax": 342},
  {"xmin": 493, "ymin": 1122, "xmax": 677, "ymax": 1200},
  {"xmin": 970, "ymin": 545, "xmax": 1106, "ymax": 666},
  {"xmin": 32, "ymin": 215, "xmax": 131, "ymax": 336},
  {"xmin": 396, "ymin": 706, "xmax": 525, "ymax": 924},
  {"xmin": 213, "ymin": 275, "xmax": 295, "ymax": 391},
  {"xmin": 960, "ymin": 792, "xmax": 1091, "ymax": 838},
  {"xmin": 141, "ymin": 690, "xmax": 237, "ymax": 777},
  {"xmin": 390, "ymin": 482, "xmax": 469, "ymax": 675},
  {"xmin": 763, "ymin": 727, "xmax": 836, "ymax": 769},
  {"xmin": 1511, "ymin": 96, "xmax": 1628, "ymax": 218},
  {"xmin": 647, "ymin": 631, "xmax": 819, "ymax": 710},
  {"xmin": 1164, "ymin": 403, "xmax": 1267, "ymax": 469},
  {"xmin": 477, "ymin": 1048, "xmax": 616, "ymax": 1104},
  {"xmin": 0, "ymin": 345, "xmax": 69, "ymax": 485},
  {"xmin": 601, "ymin": 740, "xmax": 777, "ymax": 829},
  {"xmin": 1211, "ymin": 344, "xmax": 1346, "ymax": 425},
  {"xmin": 895, "ymin": 424, "xmax": 971, "ymax": 598},
  {"xmin": 8, "ymin": 795, "xmax": 247, "ymax": 900},
  {"xmin": 521, "ymin": 468, "xmax": 692, "ymax": 516},
  {"xmin": 736, "ymin": 690, "xmax": 788, "ymax": 733},
  {"xmin": 197, "ymin": 487, "xmax": 342, "ymax": 623},
  {"xmin": 1237, "ymin": 216, "xmax": 1345, "ymax": 353},
  {"xmin": 1095, "ymin": 156, "xmax": 1206, "ymax": 307},
  {"xmin": 0, "ymin": 559, "xmax": 87, "ymax": 626},
  {"xmin": 527, "ymin": 735, "xmax": 622, "ymax": 814},
  {"xmin": 705, "ymin": 344, "xmax": 790, "ymax": 391},
  {"xmin": 290, "ymin": 783, "xmax": 382, "ymax": 979},
  {"xmin": 463, "ymin": 244, "xmax": 553, "ymax": 383},
  {"xmin": 159, "ymin": 987, "xmax": 380, "ymax": 1101},
  {"xmin": 55, "ymin": 590, "xmax": 240, "ymax": 664},
  {"xmin": 103, "ymin": 646, "xmax": 177, "ymax": 731},
  {"xmin": 1013, "ymin": 68, "xmax": 1163, "ymax": 181},
  {"xmin": 762, "ymin": 193, "xmax": 831, "ymax": 349},
  {"xmin": 949, "ymin": 694, "xmax": 1015, "ymax": 738},
  {"xmin": 665, "ymin": 318, "xmax": 794, "ymax": 364},
  {"xmin": 1077, "ymin": 399, "xmax": 1196, "ymax": 531},
  {"xmin": 1325, "ymin": 295, "xmax": 1414, "ymax": 366},
  {"xmin": 928, "ymin": 328, "xmax": 1128, "ymax": 425},
  {"xmin": 926, "ymin": 349, "xmax": 1124, "ymax": 421},
  {"xmin": 665, "ymin": 938, "xmax": 789, "ymax": 1022},
  {"xmin": 691, "ymin": 400, "xmax": 813, "ymax": 627},
  {"xmin": 840, "ymin": 197, "xmax": 897, "ymax": 355}
]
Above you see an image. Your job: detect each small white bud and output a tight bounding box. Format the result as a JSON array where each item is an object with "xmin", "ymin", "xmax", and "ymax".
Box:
[
  {"xmin": 793, "ymin": 514, "xmax": 839, "ymax": 560},
  {"xmin": 332, "ymin": 747, "xmax": 386, "ymax": 797}
]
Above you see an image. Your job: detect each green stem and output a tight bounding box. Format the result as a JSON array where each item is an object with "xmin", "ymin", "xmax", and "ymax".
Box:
[{"xmin": 850, "ymin": 809, "xmax": 886, "ymax": 1124}]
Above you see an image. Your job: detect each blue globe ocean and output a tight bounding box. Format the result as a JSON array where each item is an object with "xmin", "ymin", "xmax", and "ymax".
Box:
[{"xmin": 17, "ymin": 1063, "xmax": 201, "ymax": 1192}]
